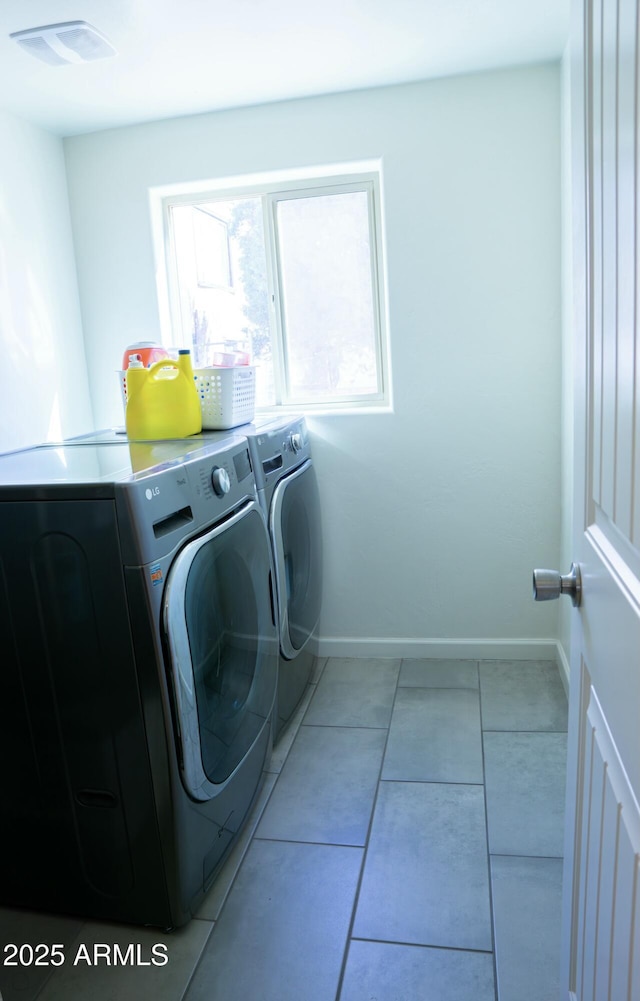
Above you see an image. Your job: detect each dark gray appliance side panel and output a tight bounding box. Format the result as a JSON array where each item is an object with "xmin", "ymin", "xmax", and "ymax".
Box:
[{"xmin": 0, "ymin": 499, "xmax": 171, "ymax": 926}]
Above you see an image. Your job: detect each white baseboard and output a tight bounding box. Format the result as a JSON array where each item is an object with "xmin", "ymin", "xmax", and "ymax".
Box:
[{"xmin": 314, "ymin": 636, "xmax": 561, "ymax": 662}]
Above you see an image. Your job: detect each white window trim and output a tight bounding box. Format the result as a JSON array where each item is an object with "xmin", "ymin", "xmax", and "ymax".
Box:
[{"xmin": 150, "ymin": 162, "xmax": 392, "ymax": 415}]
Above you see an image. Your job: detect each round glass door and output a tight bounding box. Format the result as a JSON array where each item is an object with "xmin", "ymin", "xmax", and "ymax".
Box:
[
  {"xmin": 271, "ymin": 461, "xmax": 323, "ymax": 659},
  {"xmin": 164, "ymin": 503, "xmax": 277, "ymax": 800}
]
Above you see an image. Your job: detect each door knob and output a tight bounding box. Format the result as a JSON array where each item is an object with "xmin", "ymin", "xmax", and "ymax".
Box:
[{"xmin": 532, "ymin": 563, "xmax": 582, "ymax": 607}]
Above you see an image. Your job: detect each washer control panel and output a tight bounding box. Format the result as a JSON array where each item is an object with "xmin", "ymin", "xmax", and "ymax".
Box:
[{"xmin": 122, "ymin": 438, "xmax": 257, "ymax": 566}]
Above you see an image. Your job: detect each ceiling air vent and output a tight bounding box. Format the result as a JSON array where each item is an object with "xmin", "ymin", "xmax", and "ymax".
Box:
[{"xmin": 10, "ymin": 21, "xmax": 117, "ymax": 65}]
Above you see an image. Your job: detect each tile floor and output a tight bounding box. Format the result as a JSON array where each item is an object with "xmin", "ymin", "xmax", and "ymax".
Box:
[{"xmin": 0, "ymin": 657, "xmax": 568, "ymax": 1001}]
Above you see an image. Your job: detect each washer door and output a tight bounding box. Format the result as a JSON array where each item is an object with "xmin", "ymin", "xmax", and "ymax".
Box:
[
  {"xmin": 163, "ymin": 501, "xmax": 277, "ymax": 801},
  {"xmin": 270, "ymin": 460, "xmax": 322, "ymax": 660}
]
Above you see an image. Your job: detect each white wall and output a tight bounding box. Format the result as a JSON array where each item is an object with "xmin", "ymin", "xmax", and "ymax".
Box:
[
  {"xmin": 0, "ymin": 110, "xmax": 92, "ymax": 452},
  {"xmin": 64, "ymin": 63, "xmax": 562, "ymax": 656}
]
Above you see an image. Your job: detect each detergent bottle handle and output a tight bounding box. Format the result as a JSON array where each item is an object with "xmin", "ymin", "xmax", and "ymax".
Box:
[{"xmin": 147, "ymin": 358, "xmax": 179, "ymax": 380}]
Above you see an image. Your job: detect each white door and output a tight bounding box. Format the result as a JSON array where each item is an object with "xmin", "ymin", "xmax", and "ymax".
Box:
[{"xmin": 561, "ymin": 0, "xmax": 640, "ymax": 996}]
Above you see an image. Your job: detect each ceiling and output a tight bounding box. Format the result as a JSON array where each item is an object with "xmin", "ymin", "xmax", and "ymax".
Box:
[{"xmin": 0, "ymin": 0, "xmax": 570, "ymax": 138}]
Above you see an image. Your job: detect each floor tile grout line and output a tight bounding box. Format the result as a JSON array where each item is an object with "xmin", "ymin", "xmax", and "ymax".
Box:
[
  {"xmin": 312, "ymin": 657, "xmax": 329, "ymax": 686},
  {"xmin": 349, "ymin": 934, "xmax": 494, "ymax": 956},
  {"xmin": 252, "ymin": 835, "xmax": 367, "ymax": 850},
  {"xmin": 297, "ymin": 721, "xmax": 390, "ymax": 731},
  {"xmin": 398, "ymin": 658, "xmax": 481, "ymax": 667},
  {"xmin": 378, "ymin": 777, "xmax": 485, "ymax": 787},
  {"xmin": 482, "ymin": 729, "xmax": 569, "ymax": 735},
  {"xmin": 396, "ymin": 685, "xmax": 480, "ymax": 692},
  {"xmin": 477, "ymin": 659, "xmax": 501, "ymax": 1001},
  {"xmin": 489, "ymin": 851, "xmax": 565, "ymax": 861},
  {"xmin": 297, "ymin": 722, "xmax": 390, "ymax": 734},
  {"xmin": 332, "ymin": 660, "xmax": 402, "ymax": 1001}
]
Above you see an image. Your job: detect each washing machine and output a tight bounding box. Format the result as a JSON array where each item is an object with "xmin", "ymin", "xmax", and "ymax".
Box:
[
  {"xmin": 0, "ymin": 434, "xmax": 278, "ymax": 928},
  {"xmin": 246, "ymin": 416, "xmax": 322, "ymax": 740}
]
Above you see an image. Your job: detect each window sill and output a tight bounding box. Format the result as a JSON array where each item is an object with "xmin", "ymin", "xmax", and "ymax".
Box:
[{"xmin": 255, "ymin": 402, "xmax": 394, "ymax": 419}]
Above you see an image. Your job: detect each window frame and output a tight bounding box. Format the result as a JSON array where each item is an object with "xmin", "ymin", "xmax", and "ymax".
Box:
[{"xmin": 156, "ymin": 165, "xmax": 391, "ymax": 414}]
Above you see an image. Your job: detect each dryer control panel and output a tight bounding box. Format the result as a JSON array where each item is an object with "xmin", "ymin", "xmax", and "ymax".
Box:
[{"xmin": 246, "ymin": 416, "xmax": 311, "ymax": 493}]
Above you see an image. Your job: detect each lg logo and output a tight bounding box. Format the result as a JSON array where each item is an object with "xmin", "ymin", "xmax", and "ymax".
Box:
[{"xmin": 145, "ymin": 487, "xmax": 160, "ymax": 500}]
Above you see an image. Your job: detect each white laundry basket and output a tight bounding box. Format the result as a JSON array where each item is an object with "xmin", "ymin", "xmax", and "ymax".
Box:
[{"xmin": 193, "ymin": 366, "xmax": 256, "ymax": 430}]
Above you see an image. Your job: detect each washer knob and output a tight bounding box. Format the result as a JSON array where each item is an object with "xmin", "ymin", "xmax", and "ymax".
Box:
[
  {"xmin": 211, "ymin": 466, "xmax": 231, "ymax": 496},
  {"xmin": 290, "ymin": 432, "xmax": 303, "ymax": 453}
]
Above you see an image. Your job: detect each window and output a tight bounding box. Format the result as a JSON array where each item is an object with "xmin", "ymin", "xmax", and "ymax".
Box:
[{"xmin": 158, "ymin": 166, "xmax": 389, "ymax": 412}]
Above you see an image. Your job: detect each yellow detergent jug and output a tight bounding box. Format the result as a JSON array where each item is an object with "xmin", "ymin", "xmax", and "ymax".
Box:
[{"xmin": 125, "ymin": 349, "xmax": 202, "ymax": 440}]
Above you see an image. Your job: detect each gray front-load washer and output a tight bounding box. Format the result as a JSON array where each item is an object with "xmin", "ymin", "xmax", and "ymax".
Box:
[{"xmin": 0, "ymin": 434, "xmax": 278, "ymax": 927}]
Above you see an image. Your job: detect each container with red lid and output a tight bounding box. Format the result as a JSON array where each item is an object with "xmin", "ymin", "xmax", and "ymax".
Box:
[{"xmin": 122, "ymin": 342, "xmax": 169, "ymax": 371}]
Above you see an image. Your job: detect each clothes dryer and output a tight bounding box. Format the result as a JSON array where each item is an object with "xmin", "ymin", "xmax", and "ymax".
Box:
[
  {"xmin": 0, "ymin": 435, "xmax": 278, "ymax": 928},
  {"xmin": 246, "ymin": 417, "xmax": 322, "ymax": 740}
]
